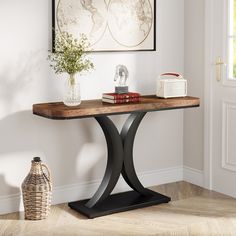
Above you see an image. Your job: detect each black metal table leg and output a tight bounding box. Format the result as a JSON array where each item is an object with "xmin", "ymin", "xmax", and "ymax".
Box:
[
  {"xmin": 68, "ymin": 113, "xmax": 171, "ymax": 218},
  {"xmin": 121, "ymin": 112, "xmax": 152, "ymax": 196},
  {"xmin": 85, "ymin": 117, "xmax": 123, "ymax": 208}
]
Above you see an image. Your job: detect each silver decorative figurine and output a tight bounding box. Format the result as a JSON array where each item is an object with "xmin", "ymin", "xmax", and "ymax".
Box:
[{"xmin": 114, "ymin": 65, "xmax": 129, "ymax": 94}]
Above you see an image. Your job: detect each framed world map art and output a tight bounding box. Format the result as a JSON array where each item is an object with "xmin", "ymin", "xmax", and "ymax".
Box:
[{"xmin": 52, "ymin": 0, "xmax": 156, "ymax": 52}]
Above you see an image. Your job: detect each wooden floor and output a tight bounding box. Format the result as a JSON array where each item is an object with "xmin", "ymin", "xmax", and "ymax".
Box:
[{"xmin": 1, "ymin": 181, "xmax": 236, "ymax": 236}]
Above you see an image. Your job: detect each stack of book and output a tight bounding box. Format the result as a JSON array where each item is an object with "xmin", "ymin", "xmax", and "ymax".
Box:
[{"xmin": 102, "ymin": 92, "xmax": 141, "ymax": 104}]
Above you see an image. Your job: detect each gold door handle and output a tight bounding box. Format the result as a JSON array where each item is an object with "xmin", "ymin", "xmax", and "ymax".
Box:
[{"xmin": 215, "ymin": 57, "xmax": 226, "ymax": 82}]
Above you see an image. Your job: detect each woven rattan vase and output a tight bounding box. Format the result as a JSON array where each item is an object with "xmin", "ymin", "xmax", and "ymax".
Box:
[{"xmin": 22, "ymin": 157, "xmax": 52, "ymax": 220}]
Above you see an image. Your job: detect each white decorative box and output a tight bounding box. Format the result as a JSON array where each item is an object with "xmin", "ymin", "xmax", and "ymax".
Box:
[{"xmin": 156, "ymin": 73, "xmax": 187, "ymax": 98}]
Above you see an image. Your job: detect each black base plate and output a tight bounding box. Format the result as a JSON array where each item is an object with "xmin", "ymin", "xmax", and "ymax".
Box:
[{"xmin": 68, "ymin": 189, "xmax": 171, "ymax": 219}]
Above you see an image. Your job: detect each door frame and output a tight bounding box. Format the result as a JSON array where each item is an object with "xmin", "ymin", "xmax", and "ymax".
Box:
[{"xmin": 204, "ymin": 0, "xmax": 214, "ymax": 190}]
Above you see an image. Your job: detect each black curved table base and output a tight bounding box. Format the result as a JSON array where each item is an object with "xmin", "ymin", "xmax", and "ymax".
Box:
[{"xmin": 68, "ymin": 112, "xmax": 171, "ymax": 218}]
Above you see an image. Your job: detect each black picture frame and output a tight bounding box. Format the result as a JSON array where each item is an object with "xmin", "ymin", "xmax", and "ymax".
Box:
[{"xmin": 52, "ymin": 0, "xmax": 156, "ymax": 52}]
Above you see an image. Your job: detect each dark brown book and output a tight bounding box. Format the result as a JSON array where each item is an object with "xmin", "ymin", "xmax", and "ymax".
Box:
[
  {"xmin": 102, "ymin": 97, "xmax": 140, "ymax": 104},
  {"xmin": 102, "ymin": 92, "xmax": 140, "ymax": 100}
]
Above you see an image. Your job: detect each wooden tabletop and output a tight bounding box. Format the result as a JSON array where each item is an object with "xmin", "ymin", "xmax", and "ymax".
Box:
[{"xmin": 33, "ymin": 95, "xmax": 200, "ymax": 120}]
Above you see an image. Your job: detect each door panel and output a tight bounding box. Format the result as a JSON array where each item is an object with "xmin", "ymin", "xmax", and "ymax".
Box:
[
  {"xmin": 211, "ymin": 0, "xmax": 236, "ymax": 197},
  {"xmin": 222, "ymin": 101, "xmax": 236, "ymax": 170}
]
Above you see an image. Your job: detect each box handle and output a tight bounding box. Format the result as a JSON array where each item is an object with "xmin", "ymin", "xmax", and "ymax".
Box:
[{"xmin": 160, "ymin": 73, "xmax": 183, "ymax": 79}]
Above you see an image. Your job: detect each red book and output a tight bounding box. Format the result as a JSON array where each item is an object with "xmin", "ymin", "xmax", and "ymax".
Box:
[
  {"xmin": 102, "ymin": 97, "xmax": 140, "ymax": 104},
  {"xmin": 102, "ymin": 92, "xmax": 140, "ymax": 100}
]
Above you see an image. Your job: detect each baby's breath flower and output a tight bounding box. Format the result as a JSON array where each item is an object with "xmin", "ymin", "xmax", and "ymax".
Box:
[{"xmin": 48, "ymin": 31, "xmax": 94, "ymax": 75}]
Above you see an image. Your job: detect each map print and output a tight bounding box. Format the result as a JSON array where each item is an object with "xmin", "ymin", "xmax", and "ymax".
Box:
[
  {"xmin": 108, "ymin": 0, "xmax": 153, "ymax": 47},
  {"xmin": 56, "ymin": 0, "xmax": 107, "ymax": 46},
  {"xmin": 55, "ymin": 0, "xmax": 155, "ymax": 51}
]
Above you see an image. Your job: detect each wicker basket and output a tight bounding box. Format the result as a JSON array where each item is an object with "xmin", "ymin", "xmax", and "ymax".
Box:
[{"xmin": 22, "ymin": 157, "xmax": 52, "ymax": 220}]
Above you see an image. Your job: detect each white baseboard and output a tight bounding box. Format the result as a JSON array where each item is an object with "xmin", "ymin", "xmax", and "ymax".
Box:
[
  {"xmin": 183, "ymin": 166, "xmax": 204, "ymax": 187},
  {"xmin": 0, "ymin": 165, "xmax": 205, "ymax": 215},
  {"xmin": 52, "ymin": 166, "xmax": 183, "ymax": 205},
  {"xmin": 0, "ymin": 193, "xmax": 23, "ymax": 216}
]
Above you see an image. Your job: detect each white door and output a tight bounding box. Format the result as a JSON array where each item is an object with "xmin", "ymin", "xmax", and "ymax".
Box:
[{"xmin": 207, "ymin": 0, "xmax": 236, "ymax": 196}]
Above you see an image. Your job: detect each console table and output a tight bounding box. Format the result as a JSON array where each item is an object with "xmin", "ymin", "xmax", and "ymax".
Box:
[{"xmin": 33, "ymin": 95, "xmax": 200, "ymax": 218}]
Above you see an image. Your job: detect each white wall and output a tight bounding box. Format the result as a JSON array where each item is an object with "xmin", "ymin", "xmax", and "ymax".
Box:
[
  {"xmin": 184, "ymin": 0, "xmax": 205, "ymax": 171},
  {"xmin": 0, "ymin": 0, "xmax": 185, "ymax": 214}
]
